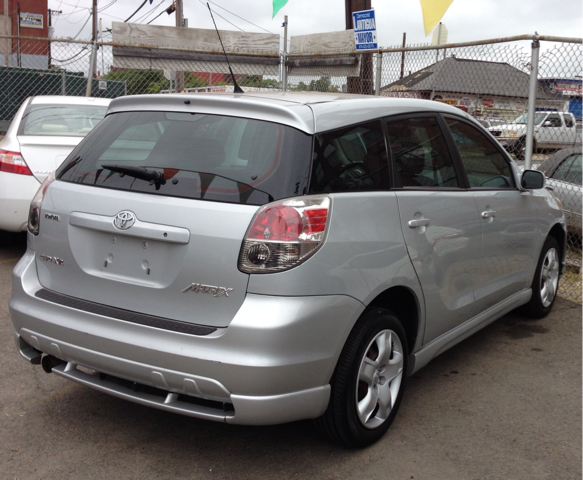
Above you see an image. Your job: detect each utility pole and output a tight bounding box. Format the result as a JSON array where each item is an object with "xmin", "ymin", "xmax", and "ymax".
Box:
[
  {"xmin": 85, "ymin": 0, "xmax": 98, "ymax": 96},
  {"xmin": 345, "ymin": 0, "xmax": 373, "ymax": 94},
  {"xmin": 175, "ymin": 0, "xmax": 184, "ymax": 92},
  {"xmin": 48, "ymin": 9, "xmax": 62, "ymax": 69}
]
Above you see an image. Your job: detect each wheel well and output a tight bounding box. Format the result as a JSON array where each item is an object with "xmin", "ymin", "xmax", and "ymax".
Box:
[
  {"xmin": 368, "ymin": 286, "xmax": 419, "ymax": 353},
  {"xmin": 547, "ymin": 223, "xmax": 566, "ymax": 272}
]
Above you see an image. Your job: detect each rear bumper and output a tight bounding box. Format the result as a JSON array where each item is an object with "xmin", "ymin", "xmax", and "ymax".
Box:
[{"xmin": 10, "ymin": 249, "xmax": 364, "ymax": 425}]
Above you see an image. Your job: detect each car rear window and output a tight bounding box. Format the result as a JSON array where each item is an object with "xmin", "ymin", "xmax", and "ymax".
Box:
[
  {"xmin": 18, "ymin": 104, "xmax": 107, "ymax": 136},
  {"xmin": 57, "ymin": 111, "xmax": 313, "ymax": 206}
]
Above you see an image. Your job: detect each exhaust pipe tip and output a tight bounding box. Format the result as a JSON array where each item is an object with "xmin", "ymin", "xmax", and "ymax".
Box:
[{"xmin": 41, "ymin": 355, "xmax": 64, "ymax": 373}]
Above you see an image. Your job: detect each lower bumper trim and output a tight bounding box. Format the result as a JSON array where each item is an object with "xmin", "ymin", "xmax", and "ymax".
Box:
[{"xmin": 52, "ymin": 361, "xmax": 236, "ymax": 422}]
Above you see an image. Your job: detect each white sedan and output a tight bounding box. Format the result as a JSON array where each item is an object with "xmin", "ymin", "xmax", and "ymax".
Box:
[{"xmin": 0, "ymin": 95, "xmax": 111, "ymax": 232}]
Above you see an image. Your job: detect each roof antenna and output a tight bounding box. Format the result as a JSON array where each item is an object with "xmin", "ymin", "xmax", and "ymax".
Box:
[{"xmin": 207, "ymin": 3, "xmax": 244, "ymax": 94}]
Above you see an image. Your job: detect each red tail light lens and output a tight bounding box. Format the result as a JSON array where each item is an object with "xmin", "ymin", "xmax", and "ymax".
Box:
[
  {"xmin": 239, "ymin": 196, "xmax": 330, "ymax": 274},
  {"xmin": 0, "ymin": 149, "xmax": 33, "ymax": 175},
  {"xmin": 248, "ymin": 205, "xmax": 303, "ymax": 241},
  {"xmin": 28, "ymin": 171, "xmax": 56, "ymax": 235}
]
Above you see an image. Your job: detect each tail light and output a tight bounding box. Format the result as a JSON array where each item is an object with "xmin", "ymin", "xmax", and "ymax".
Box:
[
  {"xmin": 0, "ymin": 149, "xmax": 33, "ymax": 175},
  {"xmin": 28, "ymin": 171, "xmax": 56, "ymax": 235},
  {"xmin": 238, "ymin": 195, "xmax": 330, "ymax": 274}
]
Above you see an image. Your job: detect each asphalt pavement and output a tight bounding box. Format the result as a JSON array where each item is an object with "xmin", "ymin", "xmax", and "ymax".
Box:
[{"xmin": 1, "ymin": 232, "xmax": 581, "ymax": 480}]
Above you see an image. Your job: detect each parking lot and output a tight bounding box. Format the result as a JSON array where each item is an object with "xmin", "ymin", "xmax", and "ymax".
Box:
[{"xmin": 1, "ymin": 232, "xmax": 581, "ymax": 480}]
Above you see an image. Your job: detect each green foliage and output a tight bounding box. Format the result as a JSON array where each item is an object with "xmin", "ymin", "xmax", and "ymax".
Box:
[
  {"xmin": 184, "ymin": 73, "xmax": 208, "ymax": 89},
  {"xmin": 290, "ymin": 76, "xmax": 339, "ymax": 93},
  {"xmin": 239, "ymin": 75, "xmax": 279, "ymax": 88},
  {"xmin": 103, "ymin": 69, "xmax": 169, "ymax": 95}
]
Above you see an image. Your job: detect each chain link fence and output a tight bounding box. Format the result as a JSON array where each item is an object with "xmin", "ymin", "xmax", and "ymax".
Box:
[{"xmin": 1, "ymin": 33, "xmax": 581, "ymax": 302}]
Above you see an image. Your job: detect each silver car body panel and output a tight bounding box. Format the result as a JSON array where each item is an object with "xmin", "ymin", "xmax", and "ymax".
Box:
[
  {"xmin": 11, "ymin": 247, "xmax": 362, "ymax": 424},
  {"xmin": 107, "ymin": 92, "xmax": 478, "ymax": 135},
  {"xmin": 9, "ymin": 92, "xmax": 567, "ymax": 426},
  {"xmin": 36, "ymin": 181, "xmax": 256, "ymax": 328}
]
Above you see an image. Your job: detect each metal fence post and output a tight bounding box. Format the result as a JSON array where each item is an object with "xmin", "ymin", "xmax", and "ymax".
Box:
[
  {"xmin": 525, "ymin": 34, "xmax": 540, "ymax": 170},
  {"xmin": 282, "ymin": 15, "xmax": 288, "ymax": 91},
  {"xmin": 375, "ymin": 52, "xmax": 382, "ymax": 96}
]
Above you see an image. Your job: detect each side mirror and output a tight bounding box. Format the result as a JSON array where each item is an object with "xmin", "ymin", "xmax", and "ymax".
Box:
[
  {"xmin": 521, "ymin": 170, "xmax": 545, "ymax": 190},
  {"xmin": 543, "ymin": 120, "xmax": 552, "ymax": 127}
]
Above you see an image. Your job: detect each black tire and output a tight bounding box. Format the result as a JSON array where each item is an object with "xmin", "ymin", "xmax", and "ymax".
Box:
[
  {"xmin": 314, "ymin": 308, "xmax": 408, "ymax": 448},
  {"xmin": 517, "ymin": 236, "xmax": 561, "ymax": 318}
]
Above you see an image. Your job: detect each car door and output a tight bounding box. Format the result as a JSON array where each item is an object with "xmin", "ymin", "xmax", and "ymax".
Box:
[
  {"xmin": 444, "ymin": 116, "xmax": 540, "ymax": 310},
  {"xmin": 386, "ymin": 114, "xmax": 483, "ymax": 344},
  {"xmin": 537, "ymin": 113, "xmax": 563, "ymax": 147},
  {"xmin": 546, "ymin": 152, "xmax": 582, "ymax": 232}
]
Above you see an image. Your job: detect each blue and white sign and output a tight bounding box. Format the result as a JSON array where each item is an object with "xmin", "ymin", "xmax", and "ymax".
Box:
[{"xmin": 352, "ymin": 9, "xmax": 377, "ymax": 51}]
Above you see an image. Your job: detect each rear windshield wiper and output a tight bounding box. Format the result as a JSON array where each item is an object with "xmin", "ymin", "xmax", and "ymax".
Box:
[{"xmin": 101, "ymin": 164, "xmax": 166, "ymax": 189}]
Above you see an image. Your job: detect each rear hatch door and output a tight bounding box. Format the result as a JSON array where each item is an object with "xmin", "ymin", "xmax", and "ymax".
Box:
[
  {"xmin": 36, "ymin": 181, "xmax": 256, "ymax": 328},
  {"xmin": 32, "ymin": 104, "xmax": 313, "ymax": 329}
]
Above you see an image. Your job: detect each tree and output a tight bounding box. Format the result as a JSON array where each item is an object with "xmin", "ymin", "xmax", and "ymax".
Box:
[
  {"xmin": 102, "ymin": 69, "xmax": 169, "ymax": 95},
  {"xmin": 290, "ymin": 77, "xmax": 339, "ymax": 92}
]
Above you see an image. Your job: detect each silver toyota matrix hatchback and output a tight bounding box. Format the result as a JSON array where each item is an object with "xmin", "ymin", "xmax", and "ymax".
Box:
[{"xmin": 10, "ymin": 92, "xmax": 566, "ymax": 447}]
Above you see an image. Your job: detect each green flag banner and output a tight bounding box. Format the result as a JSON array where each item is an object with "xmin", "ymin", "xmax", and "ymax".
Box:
[{"xmin": 273, "ymin": 0, "xmax": 289, "ymax": 18}]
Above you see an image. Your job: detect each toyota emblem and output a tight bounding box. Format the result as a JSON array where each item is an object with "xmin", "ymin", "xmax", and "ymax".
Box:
[{"xmin": 113, "ymin": 211, "xmax": 136, "ymax": 230}]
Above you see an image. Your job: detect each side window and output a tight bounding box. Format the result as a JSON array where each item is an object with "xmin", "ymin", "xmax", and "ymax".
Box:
[
  {"xmin": 564, "ymin": 114, "xmax": 574, "ymax": 128},
  {"xmin": 310, "ymin": 121, "xmax": 388, "ymax": 193},
  {"xmin": 552, "ymin": 154, "xmax": 582, "ymax": 184},
  {"xmin": 445, "ymin": 117, "xmax": 514, "ymax": 188},
  {"xmin": 385, "ymin": 116, "xmax": 459, "ymax": 188},
  {"xmin": 547, "ymin": 114, "xmax": 563, "ymax": 127}
]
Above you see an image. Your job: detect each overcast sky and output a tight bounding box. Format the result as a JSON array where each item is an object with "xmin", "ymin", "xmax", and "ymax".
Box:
[{"xmin": 48, "ymin": 0, "xmax": 582, "ymax": 47}]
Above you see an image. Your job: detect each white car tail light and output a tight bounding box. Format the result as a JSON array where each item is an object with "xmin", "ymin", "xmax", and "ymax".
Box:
[
  {"xmin": 0, "ymin": 149, "xmax": 32, "ymax": 175},
  {"xmin": 28, "ymin": 171, "xmax": 56, "ymax": 235},
  {"xmin": 238, "ymin": 195, "xmax": 330, "ymax": 274}
]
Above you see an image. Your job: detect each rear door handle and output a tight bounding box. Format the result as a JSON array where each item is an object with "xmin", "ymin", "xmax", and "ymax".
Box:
[
  {"xmin": 481, "ymin": 210, "xmax": 497, "ymax": 219},
  {"xmin": 408, "ymin": 218, "xmax": 430, "ymax": 228}
]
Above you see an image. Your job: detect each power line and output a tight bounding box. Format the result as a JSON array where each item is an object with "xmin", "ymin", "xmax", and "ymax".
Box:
[
  {"xmin": 203, "ymin": 4, "xmax": 244, "ymax": 32},
  {"xmin": 98, "ymin": 0, "xmax": 118, "ymax": 12},
  {"xmin": 53, "ymin": 45, "xmax": 88, "ymax": 62},
  {"xmin": 146, "ymin": 9, "xmax": 166, "ymax": 24},
  {"xmin": 205, "ymin": 0, "xmax": 275, "ymax": 35},
  {"xmin": 124, "ymin": 0, "xmax": 148, "ymax": 22},
  {"xmin": 69, "ymin": 11, "xmax": 92, "ymax": 38},
  {"xmin": 134, "ymin": 0, "xmax": 167, "ymax": 24}
]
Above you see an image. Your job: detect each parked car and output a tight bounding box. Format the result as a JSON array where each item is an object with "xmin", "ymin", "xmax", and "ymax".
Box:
[
  {"xmin": 489, "ymin": 110, "xmax": 581, "ymax": 159},
  {"xmin": 10, "ymin": 92, "xmax": 566, "ymax": 447},
  {"xmin": 537, "ymin": 146, "xmax": 582, "ymax": 234},
  {"xmin": 0, "ymin": 95, "xmax": 111, "ymax": 232},
  {"xmin": 477, "ymin": 118, "xmax": 506, "ymax": 129}
]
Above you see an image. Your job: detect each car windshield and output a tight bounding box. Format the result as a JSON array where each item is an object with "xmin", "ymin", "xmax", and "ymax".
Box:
[
  {"xmin": 57, "ymin": 110, "xmax": 313, "ymax": 206},
  {"xmin": 18, "ymin": 104, "xmax": 108, "ymax": 137},
  {"xmin": 511, "ymin": 113, "xmax": 548, "ymax": 125}
]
